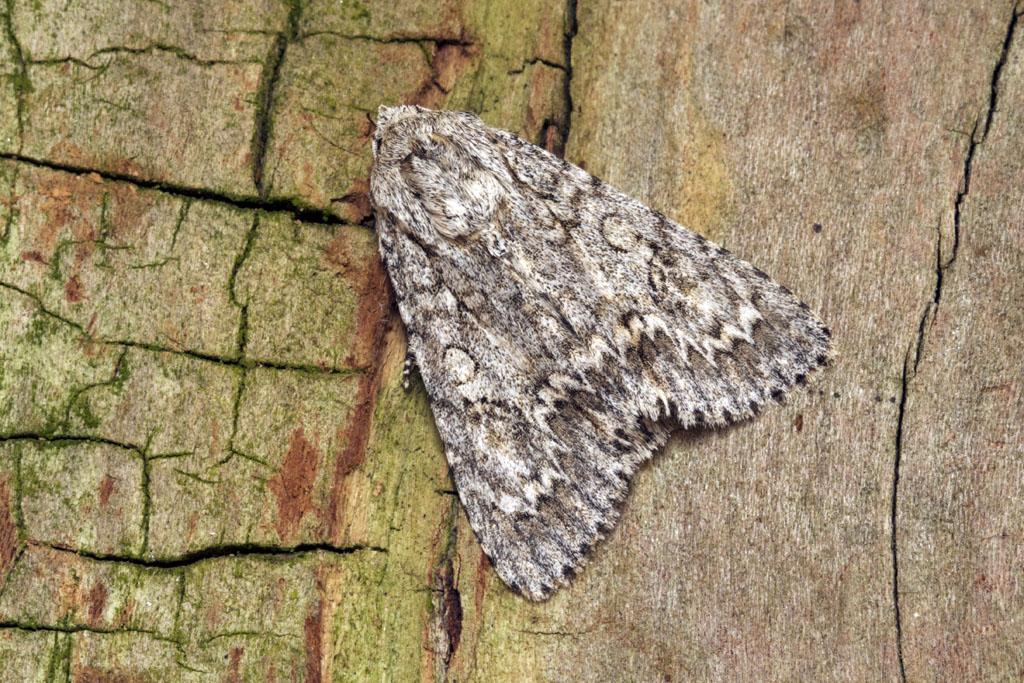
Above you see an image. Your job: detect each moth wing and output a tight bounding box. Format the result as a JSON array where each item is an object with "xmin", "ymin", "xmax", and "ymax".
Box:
[
  {"xmin": 494, "ymin": 128, "xmax": 831, "ymax": 428},
  {"xmin": 373, "ymin": 109, "xmax": 830, "ymax": 599},
  {"xmin": 379, "ymin": 211, "xmax": 647, "ymax": 600}
]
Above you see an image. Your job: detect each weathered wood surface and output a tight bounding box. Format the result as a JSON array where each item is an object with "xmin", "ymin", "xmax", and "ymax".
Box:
[{"xmin": 0, "ymin": 0, "xmax": 1021, "ymax": 680}]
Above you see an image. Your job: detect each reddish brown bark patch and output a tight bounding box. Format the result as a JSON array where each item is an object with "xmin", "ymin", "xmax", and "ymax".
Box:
[
  {"xmin": 86, "ymin": 580, "xmax": 108, "ymax": 624},
  {"xmin": 267, "ymin": 427, "xmax": 321, "ymax": 542},
  {"xmin": 19, "ymin": 171, "xmax": 106, "ymax": 308},
  {"xmin": 304, "ymin": 600, "xmax": 324, "ymax": 683},
  {"xmin": 433, "ymin": 42, "xmax": 481, "ymax": 94},
  {"xmin": 227, "ymin": 646, "xmax": 245, "ymax": 683},
  {"xmin": 113, "ymin": 157, "xmax": 148, "ymax": 179},
  {"xmin": 65, "ymin": 274, "xmax": 85, "ymax": 303},
  {"xmin": 327, "ymin": 246, "xmax": 394, "ymax": 541},
  {"xmin": 323, "ymin": 229, "xmax": 392, "ymax": 369},
  {"xmin": 523, "ymin": 63, "xmax": 568, "ymax": 145},
  {"xmin": 326, "ymin": 372, "xmax": 374, "ymax": 542},
  {"xmin": 20, "ymin": 250, "xmax": 48, "ymax": 264},
  {"xmin": 340, "ymin": 255, "xmax": 391, "ymax": 371},
  {"xmin": 0, "ymin": 477, "xmax": 19, "ymax": 580},
  {"xmin": 16, "ymin": 167, "xmax": 157, "ymax": 306},
  {"xmin": 542, "ymin": 122, "xmax": 565, "ymax": 156},
  {"xmin": 334, "ymin": 415, "xmax": 367, "ymax": 482},
  {"xmin": 98, "ymin": 474, "xmax": 115, "ymax": 507},
  {"xmin": 331, "ymin": 177, "xmax": 373, "ymax": 225},
  {"xmin": 31, "ymin": 174, "xmax": 98, "ymax": 265},
  {"xmin": 406, "ymin": 76, "xmax": 445, "ymax": 110},
  {"xmin": 74, "ymin": 666, "xmax": 135, "ymax": 683},
  {"xmin": 323, "ymin": 231, "xmax": 358, "ymax": 280},
  {"xmin": 407, "ymin": 40, "xmax": 480, "ymax": 109}
]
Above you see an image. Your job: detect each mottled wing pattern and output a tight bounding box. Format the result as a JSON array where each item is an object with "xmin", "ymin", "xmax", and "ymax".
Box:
[
  {"xmin": 493, "ymin": 127, "xmax": 831, "ymax": 426},
  {"xmin": 370, "ymin": 106, "xmax": 830, "ymax": 599}
]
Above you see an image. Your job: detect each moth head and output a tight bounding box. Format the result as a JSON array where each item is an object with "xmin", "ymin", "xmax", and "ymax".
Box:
[
  {"xmin": 372, "ymin": 105, "xmax": 427, "ymax": 160},
  {"xmin": 371, "ymin": 106, "xmax": 506, "ymax": 242}
]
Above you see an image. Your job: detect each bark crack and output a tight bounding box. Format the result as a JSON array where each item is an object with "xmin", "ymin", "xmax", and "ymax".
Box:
[
  {"xmin": 0, "ymin": 153, "xmax": 346, "ymax": 225},
  {"xmin": 0, "ymin": 280, "xmax": 83, "ymax": 331},
  {"xmin": 251, "ymin": 0, "xmax": 302, "ymax": 197},
  {"xmin": 297, "ymin": 31, "xmax": 474, "ymax": 47},
  {"xmin": 890, "ymin": 7, "xmax": 1020, "ymax": 680},
  {"xmin": 25, "ymin": 56, "xmax": 105, "ymax": 70},
  {"xmin": 228, "ymin": 213, "xmax": 259, "ymax": 360},
  {"xmin": 560, "ymin": 0, "xmax": 579, "ymax": 154},
  {"xmin": 431, "ymin": 495, "xmax": 463, "ymax": 681},
  {"xmin": 49, "ymin": 630, "xmax": 71, "ymax": 682},
  {"xmin": 38, "ymin": 539, "xmax": 384, "ymax": 570},
  {"xmin": 0, "ymin": 282, "xmax": 367, "ymax": 375},
  {"xmin": 506, "ymin": 56, "xmax": 568, "ymax": 76},
  {"xmin": 891, "ymin": 348, "xmax": 910, "ymax": 683},
  {"xmin": 941, "ymin": 5, "xmax": 1020, "ymax": 311},
  {"xmin": 61, "ymin": 345, "xmax": 130, "ymax": 434},
  {"xmin": 109, "ymin": 339, "xmax": 366, "ymax": 375},
  {"xmin": 0, "ymin": 433, "xmax": 143, "ymax": 452},
  {"xmin": 226, "ymin": 365, "xmax": 250, "ymax": 465},
  {"xmin": 0, "ymin": 621, "xmax": 173, "ymax": 639},
  {"xmin": 86, "ymin": 44, "xmax": 261, "ymax": 67},
  {"xmin": 170, "ymin": 565, "xmax": 187, "ymax": 642},
  {"xmin": 27, "ymin": 44, "xmax": 258, "ymax": 69},
  {"xmin": 140, "ymin": 443, "xmax": 153, "ymax": 555}
]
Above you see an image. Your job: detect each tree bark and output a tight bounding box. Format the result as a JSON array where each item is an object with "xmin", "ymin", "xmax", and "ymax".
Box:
[{"xmin": 0, "ymin": 0, "xmax": 1021, "ymax": 680}]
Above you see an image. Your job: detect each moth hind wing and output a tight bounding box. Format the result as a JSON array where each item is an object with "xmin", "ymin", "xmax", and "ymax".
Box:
[
  {"xmin": 653, "ymin": 246, "xmax": 833, "ymax": 430},
  {"xmin": 571, "ymin": 195, "xmax": 832, "ymax": 430},
  {"xmin": 491, "ymin": 130, "xmax": 831, "ymax": 428},
  {"xmin": 450, "ymin": 435, "xmax": 652, "ymax": 601}
]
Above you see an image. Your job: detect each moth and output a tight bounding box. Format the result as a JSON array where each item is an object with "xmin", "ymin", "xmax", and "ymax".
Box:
[{"xmin": 369, "ymin": 106, "xmax": 830, "ymax": 600}]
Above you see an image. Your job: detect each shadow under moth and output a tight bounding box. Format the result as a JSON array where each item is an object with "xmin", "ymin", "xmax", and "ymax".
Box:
[{"xmin": 369, "ymin": 106, "xmax": 831, "ymax": 600}]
